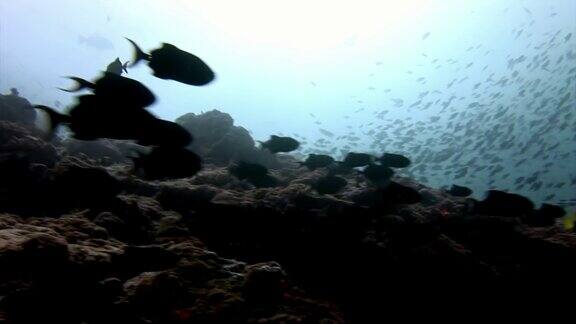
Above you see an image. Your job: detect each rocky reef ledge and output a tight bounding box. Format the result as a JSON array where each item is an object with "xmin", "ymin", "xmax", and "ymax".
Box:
[{"xmin": 1, "ymin": 95, "xmax": 575, "ymax": 323}]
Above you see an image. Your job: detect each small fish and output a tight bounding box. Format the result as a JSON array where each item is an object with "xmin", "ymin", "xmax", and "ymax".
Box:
[
  {"xmin": 300, "ymin": 154, "xmax": 335, "ymax": 170},
  {"xmin": 342, "ymin": 152, "xmax": 374, "ymax": 168},
  {"xmin": 312, "ymin": 175, "xmax": 347, "ymax": 194},
  {"xmin": 78, "ymin": 34, "xmax": 114, "ymax": 51},
  {"xmin": 106, "ymin": 57, "xmax": 129, "ymax": 75},
  {"xmin": 447, "ymin": 184, "xmax": 472, "ymax": 197},
  {"xmin": 422, "ymin": 32, "xmax": 431, "ymax": 40},
  {"xmin": 260, "ymin": 135, "xmax": 300, "ymax": 153},
  {"xmin": 126, "ymin": 38, "xmax": 215, "ymax": 86},
  {"xmin": 379, "ymin": 153, "xmax": 411, "ymax": 168},
  {"xmin": 319, "ymin": 128, "xmax": 335, "ymax": 137}
]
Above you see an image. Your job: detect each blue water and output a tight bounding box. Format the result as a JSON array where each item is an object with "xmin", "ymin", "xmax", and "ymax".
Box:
[{"xmin": 1, "ymin": 0, "xmax": 575, "ymax": 207}]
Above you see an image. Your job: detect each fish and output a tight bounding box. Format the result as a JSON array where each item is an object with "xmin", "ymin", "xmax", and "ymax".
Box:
[
  {"xmin": 342, "ymin": 152, "xmax": 374, "ymax": 168},
  {"xmin": 260, "ymin": 135, "xmax": 300, "ymax": 153},
  {"xmin": 377, "ymin": 182, "xmax": 421, "ymax": 205},
  {"xmin": 524, "ymin": 203, "xmax": 566, "ymax": 226},
  {"xmin": 132, "ymin": 146, "xmax": 201, "ymax": 180},
  {"xmin": 379, "ymin": 153, "xmax": 411, "ymax": 168},
  {"xmin": 474, "ymin": 190, "xmax": 534, "ymax": 217},
  {"xmin": 78, "ymin": 34, "xmax": 114, "ymax": 51},
  {"xmin": 228, "ymin": 161, "xmax": 277, "ymax": 188},
  {"xmin": 229, "ymin": 161, "xmax": 268, "ymax": 180},
  {"xmin": 447, "ymin": 184, "xmax": 473, "ymax": 197},
  {"xmin": 126, "ymin": 38, "xmax": 215, "ymax": 86},
  {"xmin": 106, "ymin": 57, "xmax": 129, "ymax": 75},
  {"xmin": 59, "ymin": 72, "xmax": 156, "ymax": 108},
  {"xmin": 319, "ymin": 128, "xmax": 335, "ymax": 137},
  {"xmin": 312, "ymin": 175, "xmax": 347, "ymax": 194},
  {"xmin": 35, "ymin": 96, "xmax": 192, "ymax": 147},
  {"xmin": 300, "ymin": 154, "xmax": 335, "ymax": 170},
  {"xmin": 422, "ymin": 32, "xmax": 431, "ymax": 40},
  {"xmin": 361, "ymin": 164, "xmax": 394, "ymax": 185}
]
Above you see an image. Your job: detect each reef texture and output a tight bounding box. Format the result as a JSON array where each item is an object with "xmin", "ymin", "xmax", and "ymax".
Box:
[
  {"xmin": 1, "ymin": 112, "xmax": 575, "ymax": 323},
  {"xmin": 176, "ymin": 110, "xmax": 284, "ymax": 168}
]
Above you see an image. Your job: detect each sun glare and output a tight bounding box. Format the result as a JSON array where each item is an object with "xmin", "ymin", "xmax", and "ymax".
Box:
[{"xmin": 177, "ymin": 0, "xmax": 434, "ymax": 53}]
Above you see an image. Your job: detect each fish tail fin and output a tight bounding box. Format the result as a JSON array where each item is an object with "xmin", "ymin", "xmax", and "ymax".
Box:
[
  {"xmin": 122, "ymin": 61, "xmax": 130, "ymax": 73},
  {"xmin": 59, "ymin": 76, "xmax": 94, "ymax": 92},
  {"xmin": 124, "ymin": 38, "xmax": 150, "ymax": 66},
  {"xmin": 34, "ymin": 105, "xmax": 70, "ymax": 136}
]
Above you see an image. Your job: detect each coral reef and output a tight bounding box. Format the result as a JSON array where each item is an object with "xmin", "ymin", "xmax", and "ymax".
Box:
[
  {"xmin": 1, "ymin": 108, "xmax": 575, "ymax": 323},
  {"xmin": 176, "ymin": 110, "xmax": 288, "ymax": 168}
]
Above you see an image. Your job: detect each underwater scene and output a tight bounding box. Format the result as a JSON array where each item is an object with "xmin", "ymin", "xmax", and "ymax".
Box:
[{"xmin": 0, "ymin": 0, "xmax": 575, "ymax": 322}]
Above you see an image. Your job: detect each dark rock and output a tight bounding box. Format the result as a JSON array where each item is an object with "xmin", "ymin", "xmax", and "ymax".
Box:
[
  {"xmin": 176, "ymin": 110, "xmax": 281, "ymax": 168},
  {"xmin": 62, "ymin": 138, "xmax": 130, "ymax": 165},
  {"xmin": 243, "ymin": 262, "xmax": 286, "ymax": 304},
  {"xmin": 0, "ymin": 90, "xmax": 37, "ymax": 125}
]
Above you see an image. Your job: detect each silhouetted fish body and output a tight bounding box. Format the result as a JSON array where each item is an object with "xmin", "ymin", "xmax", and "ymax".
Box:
[
  {"xmin": 260, "ymin": 135, "xmax": 300, "ymax": 153},
  {"xmin": 127, "ymin": 39, "xmax": 215, "ymax": 86},
  {"xmin": 474, "ymin": 190, "xmax": 534, "ymax": 217},
  {"xmin": 342, "ymin": 152, "xmax": 374, "ymax": 168},
  {"xmin": 229, "ymin": 161, "xmax": 278, "ymax": 187},
  {"xmin": 301, "ymin": 154, "xmax": 335, "ymax": 170},
  {"xmin": 36, "ymin": 95, "xmax": 192, "ymax": 147},
  {"xmin": 133, "ymin": 146, "xmax": 202, "ymax": 180},
  {"xmin": 379, "ymin": 153, "xmax": 411, "ymax": 168},
  {"xmin": 362, "ymin": 164, "xmax": 394, "ymax": 184},
  {"xmin": 61, "ymin": 73, "xmax": 156, "ymax": 108},
  {"xmin": 312, "ymin": 175, "xmax": 347, "ymax": 194}
]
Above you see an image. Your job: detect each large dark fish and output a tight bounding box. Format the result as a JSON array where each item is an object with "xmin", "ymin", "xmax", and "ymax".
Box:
[
  {"xmin": 377, "ymin": 182, "xmax": 421, "ymax": 205},
  {"xmin": 342, "ymin": 152, "xmax": 374, "ymax": 168},
  {"xmin": 361, "ymin": 164, "xmax": 394, "ymax": 185},
  {"xmin": 474, "ymin": 190, "xmax": 534, "ymax": 217},
  {"xmin": 132, "ymin": 146, "xmax": 202, "ymax": 180},
  {"xmin": 35, "ymin": 96, "xmax": 192, "ymax": 147},
  {"xmin": 260, "ymin": 135, "xmax": 300, "ymax": 153},
  {"xmin": 300, "ymin": 154, "xmax": 335, "ymax": 170},
  {"xmin": 126, "ymin": 38, "xmax": 215, "ymax": 86},
  {"xmin": 524, "ymin": 203, "xmax": 566, "ymax": 227},
  {"xmin": 229, "ymin": 161, "xmax": 277, "ymax": 188},
  {"xmin": 312, "ymin": 175, "xmax": 347, "ymax": 194},
  {"xmin": 379, "ymin": 153, "xmax": 411, "ymax": 168},
  {"xmin": 59, "ymin": 72, "xmax": 155, "ymax": 108}
]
